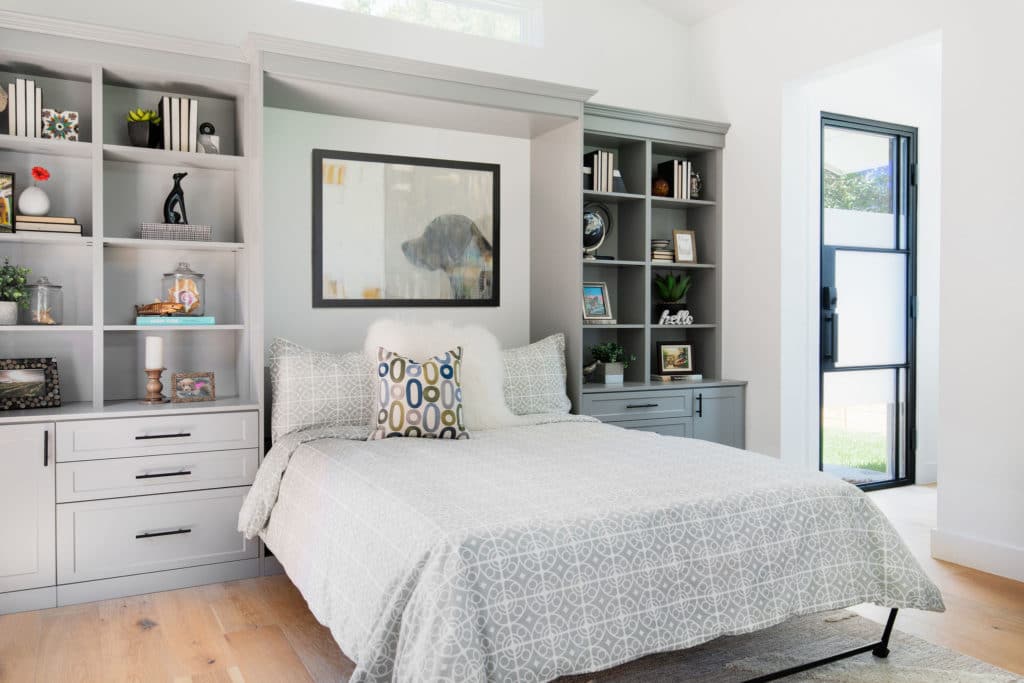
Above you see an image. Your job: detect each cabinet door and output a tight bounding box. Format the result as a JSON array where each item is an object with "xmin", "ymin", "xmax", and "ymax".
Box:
[
  {"xmin": 693, "ymin": 387, "xmax": 746, "ymax": 449},
  {"xmin": 0, "ymin": 423, "xmax": 56, "ymax": 593}
]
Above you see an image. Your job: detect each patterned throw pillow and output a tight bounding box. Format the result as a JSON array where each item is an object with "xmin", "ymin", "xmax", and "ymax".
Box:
[
  {"xmin": 370, "ymin": 346, "xmax": 469, "ymax": 440},
  {"xmin": 502, "ymin": 333, "xmax": 572, "ymax": 415}
]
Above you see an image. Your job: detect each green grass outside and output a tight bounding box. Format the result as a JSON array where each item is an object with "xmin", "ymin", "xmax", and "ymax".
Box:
[{"xmin": 822, "ymin": 428, "xmax": 887, "ymax": 472}]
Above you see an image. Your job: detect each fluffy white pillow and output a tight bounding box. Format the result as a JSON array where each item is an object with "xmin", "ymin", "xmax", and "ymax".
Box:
[{"xmin": 364, "ymin": 320, "xmax": 522, "ymax": 431}]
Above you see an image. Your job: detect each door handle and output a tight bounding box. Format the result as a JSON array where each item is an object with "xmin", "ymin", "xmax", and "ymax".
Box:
[
  {"xmin": 626, "ymin": 403, "xmax": 659, "ymax": 409},
  {"xmin": 43, "ymin": 429, "xmax": 49, "ymax": 467},
  {"xmin": 696, "ymin": 393, "xmax": 703, "ymax": 418},
  {"xmin": 135, "ymin": 432, "xmax": 191, "ymax": 440},
  {"xmin": 135, "ymin": 470, "xmax": 192, "ymax": 479},
  {"xmin": 135, "ymin": 528, "xmax": 192, "ymax": 539}
]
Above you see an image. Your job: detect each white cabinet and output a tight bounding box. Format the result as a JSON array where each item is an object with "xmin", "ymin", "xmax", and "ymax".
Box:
[{"xmin": 0, "ymin": 423, "xmax": 56, "ymax": 594}]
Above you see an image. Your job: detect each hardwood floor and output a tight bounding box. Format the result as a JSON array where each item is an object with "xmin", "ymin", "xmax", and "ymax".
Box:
[{"xmin": 1, "ymin": 485, "xmax": 1021, "ymax": 681}]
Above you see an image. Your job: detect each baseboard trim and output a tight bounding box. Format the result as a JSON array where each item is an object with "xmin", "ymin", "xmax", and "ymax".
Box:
[
  {"xmin": 931, "ymin": 528, "xmax": 1024, "ymax": 583},
  {"xmin": 0, "ymin": 586, "xmax": 56, "ymax": 615},
  {"xmin": 915, "ymin": 461, "xmax": 937, "ymax": 485},
  {"xmin": 57, "ymin": 559, "xmax": 259, "ymax": 607},
  {"xmin": 261, "ymin": 555, "xmax": 285, "ymax": 577}
]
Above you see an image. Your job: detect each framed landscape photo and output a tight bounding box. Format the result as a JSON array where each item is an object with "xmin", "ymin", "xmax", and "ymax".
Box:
[
  {"xmin": 582, "ymin": 281, "xmax": 614, "ymax": 321},
  {"xmin": 0, "ymin": 358, "xmax": 61, "ymax": 410},
  {"xmin": 313, "ymin": 149, "xmax": 499, "ymax": 307},
  {"xmin": 656, "ymin": 342, "xmax": 695, "ymax": 375},
  {"xmin": 0, "ymin": 172, "xmax": 13, "ymax": 233},
  {"xmin": 171, "ymin": 371, "xmax": 216, "ymax": 403},
  {"xmin": 673, "ymin": 229, "xmax": 697, "ymax": 263}
]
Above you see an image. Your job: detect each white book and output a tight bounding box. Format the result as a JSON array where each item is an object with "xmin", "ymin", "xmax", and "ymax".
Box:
[
  {"xmin": 7, "ymin": 84, "xmax": 15, "ymax": 135},
  {"xmin": 35, "ymin": 87, "xmax": 41, "ymax": 138},
  {"xmin": 604, "ymin": 151, "xmax": 612, "ymax": 192},
  {"xmin": 160, "ymin": 96, "xmax": 171, "ymax": 150},
  {"xmin": 25, "ymin": 80, "xmax": 35, "ymax": 138},
  {"xmin": 170, "ymin": 96, "xmax": 180, "ymax": 151},
  {"xmin": 15, "ymin": 79, "xmax": 26, "ymax": 137},
  {"xmin": 188, "ymin": 98, "xmax": 198, "ymax": 153},
  {"xmin": 179, "ymin": 98, "xmax": 189, "ymax": 152}
]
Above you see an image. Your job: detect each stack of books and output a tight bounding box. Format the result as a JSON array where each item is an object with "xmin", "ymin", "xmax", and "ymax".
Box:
[
  {"xmin": 651, "ymin": 238, "xmax": 673, "ymax": 262},
  {"xmin": 583, "ymin": 150, "xmax": 615, "ymax": 193},
  {"xmin": 656, "ymin": 159, "xmax": 694, "ymax": 199},
  {"xmin": 4, "ymin": 78, "xmax": 43, "ymax": 137},
  {"xmin": 13, "ymin": 215, "xmax": 82, "ymax": 235},
  {"xmin": 136, "ymin": 315, "xmax": 216, "ymax": 326},
  {"xmin": 651, "ymin": 373, "xmax": 704, "ymax": 382},
  {"xmin": 158, "ymin": 96, "xmax": 200, "ymax": 152}
]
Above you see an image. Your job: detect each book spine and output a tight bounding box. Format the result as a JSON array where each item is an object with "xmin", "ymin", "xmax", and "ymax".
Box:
[
  {"xmin": 180, "ymin": 98, "xmax": 189, "ymax": 152},
  {"xmin": 7, "ymin": 84, "xmax": 14, "ymax": 135},
  {"xmin": 15, "ymin": 79, "xmax": 26, "ymax": 137},
  {"xmin": 161, "ymin": 96, "xmax": 171, "ymax": 150},
  {"xmin": 188, "ymin": 98, "xmax": 198, "ymax": 153},
  {"xmin": 35, "ymin": 87, "xmax": 42, "ymax": 138},
  {"xmin": 25, "ymin": 79, "xmax": 34, "ymax": 138},
  {"xmin": 170, "ymin": 97, "xmax": 180, "ymax": 151},
  {"xmin": 135, "ymin": 316, "xmax": 216, "ymax": 326}
]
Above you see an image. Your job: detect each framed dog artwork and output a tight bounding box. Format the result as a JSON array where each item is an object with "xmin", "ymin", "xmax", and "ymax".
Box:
[{"xmin": 313, "ymin": 150, "xmax": 500, "ymax": 307}]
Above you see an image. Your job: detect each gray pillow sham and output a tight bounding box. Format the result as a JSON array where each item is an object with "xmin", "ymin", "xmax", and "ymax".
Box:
[{"xmin": 502, "ymin": 333, "xmax": 571, "ymax": 415}]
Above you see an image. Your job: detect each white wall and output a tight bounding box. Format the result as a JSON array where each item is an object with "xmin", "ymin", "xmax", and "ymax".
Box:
[
  {"xmin": 0, "ymin": 1, "xmax": 691, "ymax": 114},
  {"xmin": 263, "ymin": 107, "xmax": 531, "ymax": 353},
  {"xmin": 690, "ymin": 0, "xmax": 1023, "ymax": 581}
]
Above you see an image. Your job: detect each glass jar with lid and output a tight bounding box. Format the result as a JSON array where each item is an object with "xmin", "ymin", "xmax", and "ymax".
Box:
[
  {"xmin": 162, "ymin": 262, "xmax": 205, "ymax": 316},
  {"xmin": 22, "ymin": 276, "xmax": 63, "ymax": 325}
]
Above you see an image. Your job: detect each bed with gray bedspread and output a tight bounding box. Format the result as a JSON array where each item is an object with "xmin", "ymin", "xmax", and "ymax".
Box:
[{"xmin": 238, "ymin": 415, "xmax": 944, "ymax": 683}]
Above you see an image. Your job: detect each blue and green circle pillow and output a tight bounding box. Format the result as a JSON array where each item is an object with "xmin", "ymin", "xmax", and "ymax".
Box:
[{"xmin": 370, "ymin": 346, "xmax": 469, "ymax": 440}]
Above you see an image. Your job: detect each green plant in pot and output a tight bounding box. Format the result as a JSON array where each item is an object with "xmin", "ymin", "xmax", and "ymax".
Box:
[
  {"xmin": 654, "ymin": 272, "xmax": 692, "ymax": 304},
  {"xmin": 589, "ymin": 341, "xmax": 636, "ymax": 385},
  {"xmin": 126, "ymin": 108, "xmax": 162, "ymax": 148},
  {"xmin": 0, "ymin": 258, "xmax": 30, "ymax": 325}
]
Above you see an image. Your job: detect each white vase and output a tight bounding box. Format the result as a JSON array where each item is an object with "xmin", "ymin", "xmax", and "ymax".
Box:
[
  {"xmin": 0, "ymin": 301, "xmax": 17, "ymax": 325},
  {"xmin": 18, "ymin": 186, "xmax": 50, "ymax": 216}
]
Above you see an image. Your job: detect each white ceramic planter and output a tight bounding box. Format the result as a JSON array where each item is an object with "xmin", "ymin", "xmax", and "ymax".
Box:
[
  {"xmin": 595, "ymin": 362, "xmax": 625, "ymax": 384},
  {"xmin": 18, "ymin": 186, "xmax": 50, "ymax": 216},
  {"xmin": 0, "ymin": 301, "xmax": 18, "ymax": 325}
]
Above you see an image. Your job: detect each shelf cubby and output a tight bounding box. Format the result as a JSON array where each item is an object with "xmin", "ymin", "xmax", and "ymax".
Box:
[
  {"xmin": 583, "ymin": 132, "xmax": 647, "ymax": 197},
  {"xmin": 650, "ymin": 140, "xmax": 718, "ymax": 204},
  {"xmin": 0, "ymin": 239, "xmax": 93, "ymax": 325},
  {"xmin": 0, "ymin": 330, "xmax": 93, "ymax": 404},
  {"xmin": 583, "ymin": 261, "xmax": 646, "ymax": 325},
  {"xmin": 650, "ymin": 325, "xmax": 719, "ymax": 380},
  {"xmin": 0, "ymin": 63, "xmax": 94, "ymax": 143},
  {"xmin": 585, "ymin": 198, "xmax": 646, "ymax": 262},
  {"xmin": 582, "ymin": 325, "xmax": 647, "ymax": 384},
  {"xmin": 0, "ymin": 148, "xmax": 94, "ymax": 234}
]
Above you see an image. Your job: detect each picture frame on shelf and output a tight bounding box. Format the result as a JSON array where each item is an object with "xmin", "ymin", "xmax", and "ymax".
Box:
[
  {"xmin": 0, "ymin": 357, "xmax": 61, "ymax": 410},
  {"xmin": 673, "ymin": 229, "xmax": 697, "ymax": 263},
  {"xmin": 170, "ymin": 371, "xmax": 216, "ymax": 403},
  {"xmin": 656, "ymin": 342, "xmax": 695, "ymax": 376},
  {"xmin": 0, "ymin": 172, "xmax": 14, "ymax": 233},
  {"xmin": 582, "ymin": 281, "xmax": 613, "ymax": 321}
]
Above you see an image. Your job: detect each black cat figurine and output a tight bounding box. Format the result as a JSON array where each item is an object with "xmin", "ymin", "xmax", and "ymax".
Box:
[{"xmin": 163, "ymin": 172, "xmax": 189, "ymax": 224}]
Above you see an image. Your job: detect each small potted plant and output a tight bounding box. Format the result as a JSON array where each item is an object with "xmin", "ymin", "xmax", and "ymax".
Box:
[
  {"xmin": 0, "ymin": 258, "xmax": 30, "ymax": 325},
  {"xmin": 654, "ymin": 272, "xmax": 693, "ymax": 320},
  {"xmin": 589, "ymin": 341, "xmax": 636, "ymax": 385},
  {"xmin": 126, "ymin": 108, "xmax": 162, "ymax": 148}
]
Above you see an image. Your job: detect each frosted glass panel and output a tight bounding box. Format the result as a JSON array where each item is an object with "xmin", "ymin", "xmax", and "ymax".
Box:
[
  {"xmin": 822, "ymin": 369, "xmax": 902, "ymax": 483},
  {"xmin": 823, "ymin": 127, "xmax": 896, "ymax": 249},
  {"xmin": 834, "ymin": 250, "xmax": 906, "ymax": 367}
]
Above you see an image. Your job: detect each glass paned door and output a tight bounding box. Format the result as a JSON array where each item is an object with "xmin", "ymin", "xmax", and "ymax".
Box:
[{"xmin": 820, "ymin": 113, "xmax": 916, "ymax": 488}]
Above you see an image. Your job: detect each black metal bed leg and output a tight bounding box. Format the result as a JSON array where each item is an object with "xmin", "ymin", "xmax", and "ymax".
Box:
[{"xmin": 871, "ymin": 608, "xmax": 898, "ymax": 658}]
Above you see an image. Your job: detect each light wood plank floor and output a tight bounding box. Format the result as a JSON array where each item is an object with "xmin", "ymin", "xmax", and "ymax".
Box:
[{"xmin": 1, "ymin": 485, "xmax": 1021, "ymax": 682}]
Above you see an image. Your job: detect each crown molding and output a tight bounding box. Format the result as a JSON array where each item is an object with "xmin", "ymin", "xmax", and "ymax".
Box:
[
  {"xmin": 0, "ymin": 10, "xmax": 244, "ymax": 64},
  {"xmin": 585, "ymin": 103, "xmax": 730, "ymax": 136}
]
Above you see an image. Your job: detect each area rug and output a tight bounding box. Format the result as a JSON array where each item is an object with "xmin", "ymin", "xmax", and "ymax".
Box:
[{"xmin": 559, "ymin": 610, "xmax": 1020, "ymax": 682}]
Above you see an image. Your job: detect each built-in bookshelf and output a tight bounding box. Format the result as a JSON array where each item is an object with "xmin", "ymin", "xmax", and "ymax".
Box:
[{"xmin": 0, "ymin": 32, "xmax": 256, "ymax": 421}]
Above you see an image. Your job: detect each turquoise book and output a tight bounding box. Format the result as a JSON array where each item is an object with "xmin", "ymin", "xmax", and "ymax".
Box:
[{"xmin": 136, "ymin": 316, "xmax": 216, "ymax": 326}]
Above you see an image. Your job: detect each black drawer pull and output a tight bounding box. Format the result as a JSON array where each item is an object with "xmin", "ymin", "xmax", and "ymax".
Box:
[
  {"xmin": 626, "ymin": 403, "xmax": 659, "ymax": 409},
  {"xmin": 135, "ymin": 470, "xmax": 192, "ymax": 479},
  {"xmin": 136, "ymin": 528, "xmax": 192, "ymax": 539},
  {"xmin": 135, "ymin": 432, "xmax": 191, "ymax": 440}
]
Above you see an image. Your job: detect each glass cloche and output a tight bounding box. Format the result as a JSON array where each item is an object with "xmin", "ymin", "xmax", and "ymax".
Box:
[
  {"xmin": 162, "ymin": 262, "xmax": 205, "ymax": 316},
  {"xmin": 23, "ymin": 276, "xmax": 63, "ymax": 325}
]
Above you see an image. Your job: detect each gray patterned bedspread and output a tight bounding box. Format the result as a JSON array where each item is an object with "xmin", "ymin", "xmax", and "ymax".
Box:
[{"xmin": 239, "ymin": 417, "xmax": 943, "ymax": 683}]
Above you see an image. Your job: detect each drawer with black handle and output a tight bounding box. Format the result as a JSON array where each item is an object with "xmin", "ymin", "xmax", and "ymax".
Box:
[{"xmin": 581, "ymin": 389, "xmax": 692, "ymax": 423}]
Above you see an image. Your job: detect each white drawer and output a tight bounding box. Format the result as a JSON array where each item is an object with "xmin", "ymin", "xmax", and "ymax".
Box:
[
  {"xmin": 57, "ymin": 411, "xmax": 258, "ymax": 462},
  {"xmin": 56, "ymin": 448, "xmax": 259, "ymax": 502},
  {"xmin": 57, "ymin": 487, "xmax": 257, "ymax": 584}
]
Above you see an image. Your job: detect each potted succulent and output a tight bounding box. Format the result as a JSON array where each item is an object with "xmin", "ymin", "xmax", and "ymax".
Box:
[
  {"xmin": 126, "ymin": 108, "xmax": 162, "ymax": 148},
  {"xmin": 0, "ymin": 258, "xmax": 30, "ymax": 325},
  {"xmin": 589, "ymin": 341, "xmax": 636, "ymax": 385},
  {"xmin": 653, "ymin": 272, "xmax": 692, "ymax": 304}
]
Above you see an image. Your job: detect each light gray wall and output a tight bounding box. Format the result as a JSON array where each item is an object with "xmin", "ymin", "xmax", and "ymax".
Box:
[{"xmin": 262, "ymin": 107, "xmax": 530, "ymax": 354}]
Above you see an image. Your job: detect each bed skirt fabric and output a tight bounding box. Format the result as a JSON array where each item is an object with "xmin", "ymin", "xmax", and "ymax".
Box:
[{"xmin": 240, "ymin": 417, "xmax": 943, "ymax": 683}]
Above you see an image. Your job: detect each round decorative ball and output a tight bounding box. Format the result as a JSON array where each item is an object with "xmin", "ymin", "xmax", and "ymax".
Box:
[
  {"xmin": 18, "ymin": 186, "xmax": 50, "ymax": 216},
  {"xmin": 652, "ymin": 177, "xmax": 670, "ymax": 197}
]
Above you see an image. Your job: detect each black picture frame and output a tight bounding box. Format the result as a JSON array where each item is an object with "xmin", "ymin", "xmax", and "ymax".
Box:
[
  {"xmin": 0, "ymin": 357, "xmax": 61, "ymax": 410},
  {"xmin": 0, "ymin": 171, "xmax": 14, "ymax": 233},
  {"xmin": 655, "ymin": 341, "xmax": 695, "ymax": 375},
  {"xmin": 312, "ymin": 149, "xmax": 500, "ymax": 308}
]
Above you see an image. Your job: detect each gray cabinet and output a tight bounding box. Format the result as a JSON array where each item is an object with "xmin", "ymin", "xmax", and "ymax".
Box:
[
  {"xmin": 0, "ymin": 424, "xmax": 56, "ymax": 595},
  {"xmin": 581, "ymin": 382, "xmax": 745, "ymax": 448},
  {"xmin": 692, "ymin": 386, "xmax": 745, "ymax": 449}
]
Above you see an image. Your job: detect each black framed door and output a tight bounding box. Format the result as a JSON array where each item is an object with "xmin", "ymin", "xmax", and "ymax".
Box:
[{"xmin": 820, "ymin": 113, "xmax": 917, "ymax": 490}]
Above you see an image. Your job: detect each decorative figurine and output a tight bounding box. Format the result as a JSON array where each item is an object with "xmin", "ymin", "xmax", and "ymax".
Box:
[
  {"xmin": 689, "ymin": 170, "xmax": 703, "ymax": 199},
  {"xmin": 197, "ymin": 122, "xmax": 220, "ymax": 154},
  {"xmin": 163, "ymin": 172, "xmax": 189, "ymax": 224},
  {"xmin": 652, "ymin": 177, "xmax": 671, "ymax": 197}
]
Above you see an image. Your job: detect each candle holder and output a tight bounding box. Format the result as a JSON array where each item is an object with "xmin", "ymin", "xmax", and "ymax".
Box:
[{"xmin": 140, "ymin": 367, "xmax": 170, "ymax": 405}]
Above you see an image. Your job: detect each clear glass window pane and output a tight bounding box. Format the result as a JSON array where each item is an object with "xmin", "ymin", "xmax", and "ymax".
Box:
[
  {"xmin": 823, "ymin": 127, "xmax": 896, "ymax": 249},
  {"xmin": 834, "ymin": 250, "xmax": 907, "ymax": 367},
  {"xmin": 822, "ymin": 369, "xmax": 904, "ymax": 484}
]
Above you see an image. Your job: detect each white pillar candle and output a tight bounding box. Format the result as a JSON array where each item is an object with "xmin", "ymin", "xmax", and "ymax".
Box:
[{"xmin": 144, "ymin": 336, "xmax": 163, "ymax": 370}]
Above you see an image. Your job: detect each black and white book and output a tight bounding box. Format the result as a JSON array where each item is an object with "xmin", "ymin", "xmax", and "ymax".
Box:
[
  {"xmin": 160, "ymin": 96, "xmax": 171, "ymax": 150},
  {"xmin": 188, "ymin": 98, "xmax": 198, "ymax": 152},
  {"xmin": 15, "ymin": 78, "xmax": 26, "ymax": 137},
  {"xmin": 179, "ymin": 97, "xmax": 189, "ymax": 152},
  {"xmin": 170, "ymin": 96, "xmax": 180, "ymax": 151},
  {"xmin": 584, "ymin": 151, "xmax": 601, "ymax": 193},
  {"xmin": 34, "ymin": 86, "xmax": 41, "ymax": 138},
  {"xmin": 6, "ymin": 83, "xmax": 14, "ymax": 135},
  {"xmin": 24, "ymin": 79, "xmax": 34, "ymax": 138}
]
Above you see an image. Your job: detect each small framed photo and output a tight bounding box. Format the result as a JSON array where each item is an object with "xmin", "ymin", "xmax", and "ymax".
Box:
[
  {"xmin": 171, "ymin": 371, "xmax": 216, "ymax": 403},
  {"xmin": 0, "ymin": 358, "xmax": 61, "ymax": 410},
  {"xmin": 673, "ymin": 229, "xmax": 697, "ymax": 263},
  {"xmin": 582, "ymin": 281, "xmax": 613, "ymax": 321},
  {"xmin": 656, "ymin": 342, "xmax": 695, "ymax": 375},
  {"xmin": 0, "ymin": 172, "xmax": 14, "ymax": 233}
]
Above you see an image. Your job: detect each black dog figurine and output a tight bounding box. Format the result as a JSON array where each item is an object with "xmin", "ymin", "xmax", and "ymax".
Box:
[{"xmin": 163, "ymin": 172, "xmax": 189, "ymax": 224}]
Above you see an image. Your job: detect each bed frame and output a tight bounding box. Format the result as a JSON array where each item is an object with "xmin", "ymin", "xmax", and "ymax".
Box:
[{"xmin": 742, "ymin": 608, "xmax": 898, "ymax": 682}]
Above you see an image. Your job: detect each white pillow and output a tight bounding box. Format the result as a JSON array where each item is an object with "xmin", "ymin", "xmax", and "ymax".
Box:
[
  {"xmin": 502, "ymin": 334, "xmax": 571, "ymax": 415},
  {"xmin": 364, "ymin": 320, "xmax": 521, "ymax": 431},
  {"xmin": 268, "ymin": 338, "xmax": 375, "ymax": 441}
]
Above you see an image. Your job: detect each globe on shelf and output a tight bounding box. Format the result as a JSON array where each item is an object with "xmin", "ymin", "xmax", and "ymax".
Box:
[{"xmin": 582, "ymin": 202, "xmax": 612, "ymax": 259}]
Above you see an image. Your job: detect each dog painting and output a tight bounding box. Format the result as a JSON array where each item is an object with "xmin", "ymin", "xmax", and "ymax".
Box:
[{"xmin": 313, "ymin": 150, "xmax": 499, "ymax": 307}]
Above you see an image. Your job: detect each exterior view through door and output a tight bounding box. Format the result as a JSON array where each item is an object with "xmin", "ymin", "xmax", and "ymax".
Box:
[{"xmin": 820, "ymin": 113, "xmax": 917, "ymax": 489}]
